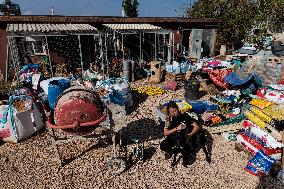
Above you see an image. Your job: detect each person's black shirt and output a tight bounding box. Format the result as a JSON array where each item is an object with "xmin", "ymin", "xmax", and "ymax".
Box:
[{"xmin": 166, "ymin": 113, "xmax": 195, "ymax": 134}]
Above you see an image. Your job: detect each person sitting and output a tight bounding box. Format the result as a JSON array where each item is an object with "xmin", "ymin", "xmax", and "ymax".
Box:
[
  {"xmin": 82, "ymin": 62, "xmax": 103, "ymax": 89},
  {"xmin": 160, "ymin": 101, "xmax": 200, "ymax": 167},
  {"xmin": 89, "ymin": 62, "xmax": 103, "ymax": 80}
]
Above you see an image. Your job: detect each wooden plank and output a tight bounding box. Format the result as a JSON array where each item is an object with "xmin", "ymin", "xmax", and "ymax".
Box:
[
  {"xmin": 0, "ymin": 16, "xmax": 221, "ymax": 25},
  {"xmin": 205, "ymin": 122, "xmax": 242, "ymax": 134}
]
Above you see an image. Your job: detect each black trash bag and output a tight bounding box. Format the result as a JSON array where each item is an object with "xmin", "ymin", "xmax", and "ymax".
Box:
[
  {"xmin": 271, "ymin": 41, "xmax": 284, "ymax": 57},
  {"xmin": 184, "ymin": 79, "xmax": 200, "ymax": 100}
]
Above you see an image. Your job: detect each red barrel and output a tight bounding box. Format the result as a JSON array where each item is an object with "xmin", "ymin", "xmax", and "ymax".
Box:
[{"xmin": 47, "ymin": 87, "xmax": 106, "ymax": 129}]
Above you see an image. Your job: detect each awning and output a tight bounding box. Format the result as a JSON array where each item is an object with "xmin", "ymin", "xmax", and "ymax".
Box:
[
  {"xmin": 102, "ymin": 23, "xmax": 170, "ymax": 33},
  {"xmin": 6, "ymin": 23, "xmax": 98, "ymax": 36}
]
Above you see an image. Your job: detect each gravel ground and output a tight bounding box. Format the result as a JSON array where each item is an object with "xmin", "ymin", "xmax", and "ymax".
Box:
[{"xmin": 0, "ymin": 80, "xmax": 283, "ymax": 189}]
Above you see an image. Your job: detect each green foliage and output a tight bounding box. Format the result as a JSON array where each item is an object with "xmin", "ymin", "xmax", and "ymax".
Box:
[
  {"xmin": 184, "ymin": 0, "xmax": 284, "ymax": 46},
  {"xmin": 0, "ymin": 0, "xmax": 21, "ymax": 15},
  {"xmin": 122, "ymin": 0, "xmax": 139, "ymax": 17},
  {"xmin": 253, "ymin": 0, "xmax": 284, "ymax": 32}
]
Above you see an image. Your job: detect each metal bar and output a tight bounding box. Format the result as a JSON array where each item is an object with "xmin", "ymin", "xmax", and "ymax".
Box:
[
  {"xmin": 163, "ymin": 33, "xmax": 165, "ymax": 61},
  {"xmin": 78, "ymin": 34, "xmax": 84, "ymax": 72},
  {"xmin": 114, "ymin": 32, "xmax": 171, "ymax": 35},
  {"xmin": 112, "ymin": 133, "xmax": 117, "ymax": 157},
  {"xmin": 5, "ymin": 37, "xmax": 9, "ymax": 82},
  {"xmin": 54, "ymin": 134, "xmax": 112, "ymax": 144},
  {"xmin": 45, "ymin": 36, "xmax": 54, "ymax": 77},
  {"xmin": 47, "ymin": 127, "xmax": 63, "ymax": 167},
  {"xmin": 157, "ymin": 33, "xmax": 160, "ymax": 59},
  {"xmin": 142, "ymin": 33, "xmax": 144, "ymax": 60},
  {"xmin": 122, "ymin": 33, "xmax": 124, "ymax": 60},
  {"xmin": 93, "ymin": 34, "xmax": 96, "ymax": 66},
  {"xmin": 117, "ymin": 32, "xmax": 136, "ymax": 35},
  {"xmin": 167, "ymin": 33, "xmax": 172, "ymax": 64},
  {"xmin": 139, "ymin": 33, "xmax": 142, "ymax": 65},
  {"xmin": 100, "ymin": 34, "xmax": 104, "ymax": 76},
  {"xmin": 105, "ymin": 33, "xmax": 108, "ymax": 76},
  {"xmin": 172, "ymin": 32, "xmax": 175, "ymax": 61},
  {"xmin": 113, "ymin": 31, "xmax": 117, "ymax": 57},
  {"xmin": 7, "ymin": 33, "xmax": 99, "ymax": 38},
  {"xmin": 154, "ymin": 33, "xmax": 157, "ymax": 61}
]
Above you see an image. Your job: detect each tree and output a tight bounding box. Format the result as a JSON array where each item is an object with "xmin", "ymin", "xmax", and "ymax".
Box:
[
  {"xmin": 184, "ymin": 0, "xmax": 284, "ymax": 48},
  {"xmin": 253, "ymin": 0, "xmax": 284, "ymax": 32},
  {"xmin": 185, "ymin": 0, "xmax": 257, "ymax": 47},
  {"xmin": 122, "ymin": 0, "xmax": 139, "ymax": 17},
  {"xmin": 0, "ymin": 0, "xmax": 21, "ymax": 16}
]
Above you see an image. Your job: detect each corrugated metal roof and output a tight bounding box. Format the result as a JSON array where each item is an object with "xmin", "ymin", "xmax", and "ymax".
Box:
[
  {"xmin": 103, "ymin": 23, "xmax": 163, "ymax": 31},
  {"xmin": 7, "ymin": 23, "xmax": 98, "ymax": 34}
]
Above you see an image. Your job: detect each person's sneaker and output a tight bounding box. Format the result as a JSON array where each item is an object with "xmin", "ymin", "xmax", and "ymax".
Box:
[{"xmin": 165, "ymin": 152, "xmax": 172, "ymax": 160}]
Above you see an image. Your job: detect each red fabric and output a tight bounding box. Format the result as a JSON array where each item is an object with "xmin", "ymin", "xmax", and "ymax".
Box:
[
  {"xmin": 240, "ymin": 133, "xmax": 282, "ymax": 155},
  {"xmin": 0, "ymin": 129, "xmax": 11, "ymax": 138},
  {"xmin": 242, "ymin": 120, "xmax": 254, "ymax": 128},
  {"xmin": 256, "ymin": 88, "xmax": 266, "ymax": 99},
  {"xmin": 244, "ymin": 164, "xmax": 266, "ymax": 177},
  {"xmin": 207, "ymin": 69, "xmax": 233, "ymax": 89},
  {"xmin": 208, "ymin": 60, "xmax": 221, "ymax": 67}
]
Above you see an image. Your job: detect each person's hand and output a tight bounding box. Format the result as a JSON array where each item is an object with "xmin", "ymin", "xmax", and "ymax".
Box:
[
  {"xmin": 187, "ymin": 133, "xmax": 193, "ymax": 138},
  {"xmin": 176, "ymin": 123, "xmax": 186, "ymax": 131}
]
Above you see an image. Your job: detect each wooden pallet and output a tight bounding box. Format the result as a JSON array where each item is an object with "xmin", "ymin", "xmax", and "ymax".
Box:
[
  {"xmin": 175, "ymin": 73, "xmax": 185, "ymax": 78},
  {"xmin": 175, "ymin": 73, "xmax": 186, "ymax": 83},
  {"xmin": 165, "ymin": 72, "xmax": 175, "ymax": 82},
  {"xmin": 205, "ymin": 122, "xmax": 242, "ymax": 134}
]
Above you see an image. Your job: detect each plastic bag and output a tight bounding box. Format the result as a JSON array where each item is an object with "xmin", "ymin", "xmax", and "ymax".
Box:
[
  {"xmin": 205, "ymin": 114, "xmax": 223, "ymax": 127},
  {"xmin": 257, "ymin": 87, "xmax": 284, "ymax": 104},
  {"xmin": 249, "ymin": 107, "xmax": 272, "ymax": 124},
  {"xmin": 0, "ymin": 102, "xmax": 44, "ymax": 143},
  {"xmin": 245, "ymin": 111, "xmax": 267, "ymax": 130},
  {"xmin": 277, "ymin": 169, "xmax": 284, "ymax": 185},
  {"xmin": 242, "ymin": 120, "xmax": 283, "ymax": 149},
  {"xmin": 237, "ymin": 133, "xmax": 282, "ymax": 160},
  {"xmin": 245, "ymin": 150, "xmax": 276, "ymax": 176},
  {"xmin": 268, "ymin": 84, "xmax": 284, "ymax": 91},
  {"xmin": 239, "ymin": 129, "xmax": 267, "ymax": 147},
  {"xmin": 186, "ymin": 100, "xmax": 219, "ymax": 114},
  {"xmin": 172, "ymin": 61, "xmax": 181, "ymax": 74},
  {"xmin": 262, "ymin": 104, "xmax": 284, "ymax": 121},
  {"xmin": 99, "ymin": 77, "xmax": 130, "ymax": 105}
]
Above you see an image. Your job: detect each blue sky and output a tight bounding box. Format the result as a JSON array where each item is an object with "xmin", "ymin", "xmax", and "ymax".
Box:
[{"xmin": 12, "ymin": 0, "xmax": 195, "ymax": 17}]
